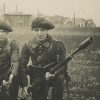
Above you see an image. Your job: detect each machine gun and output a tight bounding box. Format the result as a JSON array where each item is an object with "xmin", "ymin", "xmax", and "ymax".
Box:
[{"xmin": 27, "ymin": 37, "xmax": 93, "ymax": 94}]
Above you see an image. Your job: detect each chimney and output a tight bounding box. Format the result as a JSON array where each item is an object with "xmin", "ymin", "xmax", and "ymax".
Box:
[{"xmin": 16, "ymin": 5, "xmax": 18, "ymax": 13}]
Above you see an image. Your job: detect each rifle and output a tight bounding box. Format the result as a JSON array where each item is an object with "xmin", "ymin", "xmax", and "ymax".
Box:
[
  {"xmin": 49, "ymin": 37, "xmax": 93, "ymax": 75},
  {"xmin": 27, "ymin": 37, "xmax": 93, "ymax": 93}
]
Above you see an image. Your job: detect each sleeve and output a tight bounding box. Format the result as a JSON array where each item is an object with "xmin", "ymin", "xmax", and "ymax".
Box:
[
  {"xmin": 20, "ymin": 43, "xmax": 30, "ymax": 87},
  {"xmin": 57, "ymin": 41, "xmax": 66, "ymax": 61},
  {"xmin": 11, "ymin": 40, "xmax": 20, "ymax": 76},
  {"xmin": 56, "ymin": 41, "xmax": 67, "ymax": 73}
]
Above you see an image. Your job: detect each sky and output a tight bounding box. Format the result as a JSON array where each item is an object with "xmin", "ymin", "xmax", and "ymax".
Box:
[{"xmin": 0, "ymin": 0, "xmax": 100, "ymax": 26}]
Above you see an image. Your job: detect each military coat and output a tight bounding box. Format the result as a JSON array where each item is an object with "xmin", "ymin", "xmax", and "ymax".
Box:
[
  {"xmin": 20, "ymin": 35, "xmax": 66, "ymax": 87},
  {"xmin": 0, "ymin": 38, "xmax": 19, "ymax": 83}
]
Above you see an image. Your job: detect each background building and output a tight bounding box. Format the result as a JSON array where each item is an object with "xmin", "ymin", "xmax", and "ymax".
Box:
[{"xmin": 4, "ymin": 13, "xmax": 32, "ymax": 27}]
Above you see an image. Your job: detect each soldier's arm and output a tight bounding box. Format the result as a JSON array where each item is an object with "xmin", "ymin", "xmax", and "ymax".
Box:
[
  {"xmin": 11, "ymin": 40, "xmax": 20, "ymax": 76},
  {"xmin": 56, "ymin": 41, "xmax": 67, "ymax": 73},
  {"xmin": 20, "ymin": 43, "xmax": 30, "ymax": 87},
  {"xmin": 57, "ymin": 41, "xmax": 66, "ymax": 61},
  {"xmin": 45, "ymin": 41, "xmax": 67, "ymax": 80}
]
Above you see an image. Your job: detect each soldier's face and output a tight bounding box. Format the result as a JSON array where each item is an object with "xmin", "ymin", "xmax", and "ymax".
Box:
[
  {"xmin": 0, "ymin": 30, "xmax": 7, "ymax": 41},
  {"xmin": 33, "ymin": 28, "xmax": 48, "ymax": 42}
]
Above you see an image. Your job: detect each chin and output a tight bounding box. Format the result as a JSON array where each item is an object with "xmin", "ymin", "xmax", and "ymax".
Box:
[
  {"xmin": 38, "ymin": 40, "xmax": 43, "ymax": 42},
  {"xmin": 38, "ymin": 38, "xmax": 44, "ymax": 41}
]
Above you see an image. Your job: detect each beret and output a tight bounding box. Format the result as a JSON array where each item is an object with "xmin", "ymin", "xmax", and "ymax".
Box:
[
  {"xmin": 31, "ymin": 17, "xmax": 55, "ymax": 30},
  {"xmin": 0, "ymin": 20, "xmax": 13, "ymax": 32}
]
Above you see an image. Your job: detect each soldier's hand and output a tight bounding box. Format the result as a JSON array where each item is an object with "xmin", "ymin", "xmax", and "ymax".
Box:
[
  {"xmin": 9, "ymin": 74, "xmax": 14, "ymax": 84},
  {"xmin": 68, "ymin": 54, "xmax": 73, "ymax": 60},
  {"xmin": 3, "ymin": 80, "xmax": 9, "ymax": 87},
  {"xmin": 45, "ymin": 72, "xmax": 55, "ymax": 80},
  {"xmin": 22, "ymin": 87, "xmax": 30, "ymax": 97},
  {"xmin": 2, "ymin": 74, "xmax": 14, "ymax": 87}
]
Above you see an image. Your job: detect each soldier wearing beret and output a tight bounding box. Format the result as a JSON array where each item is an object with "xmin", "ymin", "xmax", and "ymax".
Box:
[
  {"xmin": 20, "ymin": 17, "xmax": 67, "ymax": 100},
  {"xmin": 0, "ymin": 21, "xmax": 20, "ymax": 100}
]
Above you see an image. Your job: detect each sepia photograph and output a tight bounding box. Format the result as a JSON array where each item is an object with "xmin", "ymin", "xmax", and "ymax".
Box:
[{"xmin": 0, "ymin": 0, "xmax": 100, "ymax": 100}]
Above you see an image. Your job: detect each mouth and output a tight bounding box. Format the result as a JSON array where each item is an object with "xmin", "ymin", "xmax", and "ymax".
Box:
[{"xmin": 38, "ymin": 36, "xmax": 43, "ymax": 39}]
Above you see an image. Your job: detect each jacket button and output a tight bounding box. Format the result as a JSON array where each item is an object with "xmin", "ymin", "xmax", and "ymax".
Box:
[
  {"xmin": 38, "ymin": 50, "xmax": 42, "ymax": 53},
  {"xmin": 39, "ymin": 45, "xmax": 42, "ymax": 48},
  {"xmin": 37, "ymin": 56, "xmax": 42, "ymax": 62},
  {"xmin": 38, "ymin": 63, "xmax": 42, "ymax": 66}
]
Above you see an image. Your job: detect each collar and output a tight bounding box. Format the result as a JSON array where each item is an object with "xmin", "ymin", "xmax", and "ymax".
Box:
[{"xmin": 29, "ymin": 35, "xmax": 52, "ymax": 49}]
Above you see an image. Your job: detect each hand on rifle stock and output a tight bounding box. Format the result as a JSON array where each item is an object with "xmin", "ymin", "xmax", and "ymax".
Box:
[
  {"xmin": 20, "ymin": 87, "xmax": 31, "ymax": 99},
  {"xmin": 3, "ymin": 74, "xmax": 14, "ymax": 87},
  {"xmin": 45, "ymin": 72, "xmax": 55, "ymax": 80}
]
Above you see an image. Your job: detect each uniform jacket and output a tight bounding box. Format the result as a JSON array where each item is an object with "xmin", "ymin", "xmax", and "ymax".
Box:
[
  {"xmin": 20, "ymin": 35, "xmax": 66, "ymax": 87},
  {"xmin": 0, "ymin": 38, "xmax": 19, "ymax": 82}
]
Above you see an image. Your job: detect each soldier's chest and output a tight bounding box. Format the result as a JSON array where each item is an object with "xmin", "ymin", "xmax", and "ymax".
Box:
[
  {"xmin": 0, "ymin": 45, "xmax": 10, "ymax": 58},
  {"xmin": 29, "ymin": 43, "xmax": 57, "ymax": 61}
]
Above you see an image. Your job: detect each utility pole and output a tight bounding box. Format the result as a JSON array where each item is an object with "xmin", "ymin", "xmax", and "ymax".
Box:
[
  {"xmin": 37, "ymin": 9, "xmax": 40, "ymax": 17},
  {"xmin": 73, "ymin": 12, "xmax": 75, "ymax": 28}
]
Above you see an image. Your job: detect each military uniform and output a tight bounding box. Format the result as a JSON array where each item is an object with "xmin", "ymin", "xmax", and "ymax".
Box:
[
  {"xmin": 20, "ymin": 17, "xmax": 67, "ymax": 100},
  {"xmin": 0, "ymin": 21, "xmax": 19, "ymax": 100}
]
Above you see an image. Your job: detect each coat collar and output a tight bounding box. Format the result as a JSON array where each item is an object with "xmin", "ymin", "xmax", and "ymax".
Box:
[{"xmin": 29, "ymin": 35, "xmax": 53, "ymax": 49}]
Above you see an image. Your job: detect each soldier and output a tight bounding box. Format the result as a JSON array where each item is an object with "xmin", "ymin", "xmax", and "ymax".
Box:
[
  {"xmin": 0, "ymin": 20, "xmax": 20, "ymax": 100},
  {"xmin": 20, "ymin": 17, "xmax": 68, "ymax": 100}
]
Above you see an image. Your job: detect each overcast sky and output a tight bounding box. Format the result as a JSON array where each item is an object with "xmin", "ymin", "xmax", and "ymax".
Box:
[{"xmin": 1, "ymin": 0, "xmax": 100, "ymax": 26}]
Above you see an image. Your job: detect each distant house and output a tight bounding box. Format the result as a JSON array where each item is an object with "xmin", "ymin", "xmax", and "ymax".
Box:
[
  {"xmin": 64, "ymin": 18, "xmax": 96, "ymax": 28},
  {"xmin": 85, "ymin": 19, "xmax": 96, "ymax": 28},
  {"xmin": 4, "ymin": 13, "xmax": 32, "ymax": 27},
  {"xmin": 48, "ymin": 15, "xmax": 65, "ymax": 26},
  {"xmin": 64, "ymin": 18, "xmax": 74, "ymax": 27},
  {"xmin": 73, "ymin": 18, "xmax": 86, "ymax": 28}
]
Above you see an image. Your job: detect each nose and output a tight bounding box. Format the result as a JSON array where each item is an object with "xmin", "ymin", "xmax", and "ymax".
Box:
[{"xmin": 38, "ymin": 29, "xmax": 42, "ymax": 36}]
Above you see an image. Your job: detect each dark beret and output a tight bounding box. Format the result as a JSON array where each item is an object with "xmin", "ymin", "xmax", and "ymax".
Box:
[
  {"xmin": 0, "ymin": 20, "xmax": 13, "ymax": 32},
  {"xmin": 31, "ymin": 17, "xmax": 55, "ymax": 30}
]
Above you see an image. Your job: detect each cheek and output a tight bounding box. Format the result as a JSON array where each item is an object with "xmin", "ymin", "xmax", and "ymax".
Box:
[
  {"xmin": 34, "ymin": 32, "xmax": 38, "ymax": 37},
  {"xmin": 42, "ymin": 31, "xmax": 47, "ymax": 36},
  {"xmin": 3, "ymin": 33, "xmax": 7, "ymax": 37},
  {"xmin": 44, "ymin": 34, "xmax": 47, "ymax": 38}
]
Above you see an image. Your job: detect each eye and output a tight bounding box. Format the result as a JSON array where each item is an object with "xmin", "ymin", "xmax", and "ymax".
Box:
[
  {"xmin": 41, "ymin": 28, "xmax": 45, "ymax": 31},
  {"xmin": 35, "ymin": 29, "xmax": 39, "ymax": 31}
]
